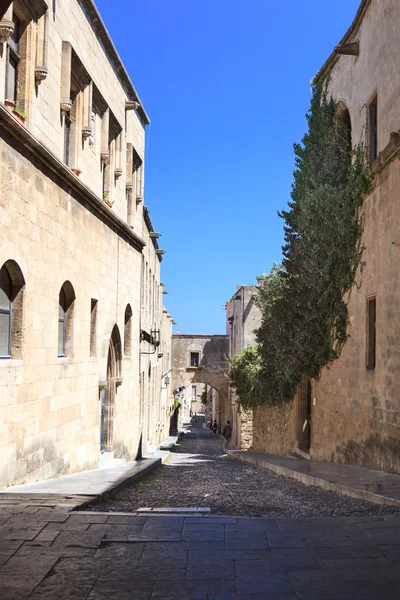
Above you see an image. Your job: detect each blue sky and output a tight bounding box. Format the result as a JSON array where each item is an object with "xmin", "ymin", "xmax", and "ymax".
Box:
[{"xmin": 96, "ymin": 0, "xmax": 361, "ymax": 334}]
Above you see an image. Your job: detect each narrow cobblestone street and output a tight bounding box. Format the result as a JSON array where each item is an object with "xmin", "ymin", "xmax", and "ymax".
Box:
[{"xmin": 90, "ymin": 419, "xmax": 400, "ymax": 518}]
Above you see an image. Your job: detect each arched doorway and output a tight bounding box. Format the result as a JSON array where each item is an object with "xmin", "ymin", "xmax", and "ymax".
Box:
[{"xmin": 100, "ymin": 325, "xmax": 122, "ymax": 453}]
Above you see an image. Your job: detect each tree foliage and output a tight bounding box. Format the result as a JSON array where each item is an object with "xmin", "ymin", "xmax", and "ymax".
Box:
[{"xmin": 228, "ymin": 84, "xmax": 372, "ymax": 410}]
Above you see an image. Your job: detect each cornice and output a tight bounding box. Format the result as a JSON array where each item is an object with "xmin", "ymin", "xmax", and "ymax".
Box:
[
  {"xmin": 79, "ymin": 0, "xmax": 150, "ymax": 125},
  {"xmin": 315, "ymin": 0, "xmax": 372, "ymax": 84},
  {"xmin": 0, "ymin": 104, "xmax": 146, "ymax": 253},
  {"xmin": 143, "ymin": 205, "xmax": 162, "ymax": 261}
]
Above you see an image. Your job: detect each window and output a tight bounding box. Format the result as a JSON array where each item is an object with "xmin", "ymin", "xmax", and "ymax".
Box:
[
  {"xmin": 368, "ymin": 94, "xmax": 378, "ymax": 162},
  {"xmin": 367, "ymin": 298, "xmax": 376, "ymax": 370},
  {"xmin": 0, "ymin": 266, "xmax": 12, "ymax": 357},
  {"xmin": 58, "ymin": 282, "xmax": 75, "ymax": 357},
  {"xmin": 190, "ymin": 352, "xmax": 199, "ymax": 368},
  {"xmin": 0, "ymin": 261, "xmax": 25, "ymax": 359},
  {"xmin": 6, "ymin": 14, "xmax": 20, "ymax": 102},
  {"xmin": 90, "ymin": 299, "xmax": 97, "ymax": 357},
  {"xmin": 124, "ymin": 304, "xmax": 133, "ymax": 356},
  {"xmin": 89, "ymin": 110, "xmax": 96, "ymax": 147}
]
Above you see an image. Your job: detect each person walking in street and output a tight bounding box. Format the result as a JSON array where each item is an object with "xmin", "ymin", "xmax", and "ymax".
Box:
[
  {"xmin": 223, "ymin": 420, "xmax": 232, "ymax": 449},
  {"xmin": 212, "ymin": 420, "xmax": 218, "ymax": 438}
]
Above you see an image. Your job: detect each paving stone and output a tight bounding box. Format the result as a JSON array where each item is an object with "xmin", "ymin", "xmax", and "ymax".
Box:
[
  {"xmin": 29, "ymin": 583, "xmax": 93, "ymax": 599},
  {"xmin": 151, "ymin": 580, "xmax": 236, "ymax": 599},
  {"xmin": 0, "ymin": 584, "xmax": 34, "ymax": 600},
  {"xmin": 319, "ymin": 556, "xmax": 395, "ymax": 570},
  {"xmin": 186, "ymin": 559, "xmax": 234, "ymax": 580},
  {"xmin": 0, "ymin": 528, "xmax": 44, "ymax": 541},
  {"xmin": 226, "ymin": 538, "xmax": 269, "ymax": 550},
  {"xmin": 65, "ymin": 514, "xmax": 109, "ymax": 524},
  {"xmin": 87, "ymin": 580, "xmax": 153, "ymax": 599}
]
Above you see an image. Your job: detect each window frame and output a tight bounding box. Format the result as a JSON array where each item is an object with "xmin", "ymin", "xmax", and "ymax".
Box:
[
  {"xmin": 190, "ymin": 352, "xmax": 199, "ymax": 368},
  {"xmin": 366, "ymin": 296, "xmax": 376, "ymax": 371},
  {"xmin": 58, "ymin": 287, "xmax": 67, "ymax": 357},
  {"xmin": 0, "ymin": 266, "xmax": 12, "ymax": 359},
  {"xmin": 368, "ymin": 93, "xmax": 378, "ymax": 163}
]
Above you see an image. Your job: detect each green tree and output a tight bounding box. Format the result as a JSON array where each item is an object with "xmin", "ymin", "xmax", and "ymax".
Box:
[{"xmin": 228, "ymin": 84, "xmax": 371, "ymax": 411}]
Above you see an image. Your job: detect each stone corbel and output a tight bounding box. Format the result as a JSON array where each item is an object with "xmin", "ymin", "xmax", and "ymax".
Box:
[
  {"xmin": 115, "ymin": 376, "xmax": 123, "ymax": 388},
  {"xmin": 99, "ymin": 380, "xmax": 107, "ymax": 391},
  {"xmin": 35, "ymin": 66, "xmax": 48, "ymax": 85},
  {"xmin": 82, "ymin": 125, "xmax": 91, "ymax": 141},
  {"xmin": 114, "ymin": 168, "xmax": 123, "ymax": 180},
  {"xmin": 60, "ymin": 41, "xmax": 72, "ymax": 114},
  {"xmin": 0, "ymin": 4, "xmax": 14, "ymax": 44},
  {"xmin": 125, "ymin": 100, "xmax": 140, "ymax": 111},
  {"xmin": 334, "ymin": 42, "xmax": 360, "ymax": 56},
  {"xmin": 100, "ymin": 151, "xmax": 110, "ymax": 165},
  {"xmin": 136, "ymin": 193, "xmax": 143, "ymax": 205}
]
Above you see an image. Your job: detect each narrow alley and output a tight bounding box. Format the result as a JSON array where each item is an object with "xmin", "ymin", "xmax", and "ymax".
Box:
[{"xmin": 90, "ymin": 419, "xmax": 400, "ymax": 518}]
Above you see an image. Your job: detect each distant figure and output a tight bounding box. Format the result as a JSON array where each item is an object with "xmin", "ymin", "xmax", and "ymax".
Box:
[
  {"xmin": 194, "ymin": 412, "xmax": 197, "ymax": 423},
  {"xmin": 223, "ymin": 420, "xmax": 232, "ymax": 448},
  {"xmin": 212, "ymin": 420, "xmax": 218, "ymax": 438}
]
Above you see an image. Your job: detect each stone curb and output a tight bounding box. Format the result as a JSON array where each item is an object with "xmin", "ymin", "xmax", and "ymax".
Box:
[
  {"xmin": 74, "ymin": 457, "xmax": 162, "ymax": 510},
  {"xmin": 228, "ymin": 452, "xmax": 400, "ymax": 508}
]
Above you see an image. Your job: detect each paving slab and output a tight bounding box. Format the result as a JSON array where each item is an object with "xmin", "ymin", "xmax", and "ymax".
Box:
[{"xmin": 231, "ymin": 451, "xmax": 400, "ymax": 506}]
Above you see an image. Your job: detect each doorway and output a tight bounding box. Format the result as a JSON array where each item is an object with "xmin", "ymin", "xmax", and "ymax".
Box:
[
  {"xmin": 297, "ymin": 377, "xmax": 312, "ymax": 453},
  {"xmin": 100, "ymin": 325, "xmax": 121, "ymax": 453}
]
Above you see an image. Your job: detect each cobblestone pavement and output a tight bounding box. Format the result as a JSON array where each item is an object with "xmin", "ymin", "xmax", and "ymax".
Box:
[
  {"xmin": 1, "ymin": 494, "xmax": 400, "ymax": 599},
  {"xmin": 90, "ymin": 420, "xmax": 400, "ymax": 518}
]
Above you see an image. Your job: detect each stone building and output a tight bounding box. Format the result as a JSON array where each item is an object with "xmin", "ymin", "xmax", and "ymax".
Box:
[
  {"xmin": 225, "ymin": 281, "xmax": 262, "ymax": 449},
  {"xmin": 253, "ymin": 0, "xmax": 400, "ymax": 474},
  {"xmin": 171, "ymin": 334, "xmax": 229, "ymax": 428},
  {"xmin": 0, "ymin": 0, "xmax": 171, "ymax": 487}
]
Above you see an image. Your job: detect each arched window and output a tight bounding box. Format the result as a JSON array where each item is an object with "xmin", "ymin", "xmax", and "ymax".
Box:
[
  {"xmin": 337, "ymin": 101, "xmax": 352, "ymax": 152},
  {"xmin": 0, "ymin": 261, "xmax": 25, "ymax": 359},
  {"xmin": 124, "ymin": 304, "xmax": 133, "ymax": 356},
  {"xmin": 58, "ymin": 281, "xmax": 75, "ymax": 357},
  {"xmin": 0, "ymin": 266, "xmax": 12, "ymax": 358}
]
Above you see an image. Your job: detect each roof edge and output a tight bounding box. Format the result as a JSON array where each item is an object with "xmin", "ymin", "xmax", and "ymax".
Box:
[
  {"xmin": 315, "ymin": 0, "xmax": 372, "ymax": 84},
  {"xmin": 81, "ymin": 0, "xmax": 150, "ymax": 125}
]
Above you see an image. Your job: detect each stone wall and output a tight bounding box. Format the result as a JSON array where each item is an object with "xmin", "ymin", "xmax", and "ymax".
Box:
[
  {"xmin": 253, "ymin": 401, "xmax": 297, "ymax": 456},
  {"xmin": 309, "ymin": 0, "xmax": 400, "ymax": 473},
  {"xmin": 0, "ymin": 0, "xmax": 170, "ymax": 487},
  {"xmin": 171, "ymin": 335, "xmax": 230, "ymax": 420},
  {"xmin": 252, "ymin": 0, "xmax": 400, "ymax": 473}
]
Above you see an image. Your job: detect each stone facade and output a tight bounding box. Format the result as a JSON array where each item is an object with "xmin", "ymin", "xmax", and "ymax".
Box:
[
  {"xmin": 253, "ymin": 0, "xmax": 400, "ymax": 474},
  {"xmin": 171, "ymin": 335, "xmax": 229, "ymax": 426},
  {"xmin": 225, "ymin": 282, "xmax": 262, "ymax": 449},
  {"xmin": 0, "ymin": 0, "xmax": 171, "ymax": 487}
]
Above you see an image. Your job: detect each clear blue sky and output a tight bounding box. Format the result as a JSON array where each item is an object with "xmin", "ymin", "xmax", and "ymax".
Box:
[{"xmin": 96, "ymin": 0, "xmax": 361, "ymax": 334}]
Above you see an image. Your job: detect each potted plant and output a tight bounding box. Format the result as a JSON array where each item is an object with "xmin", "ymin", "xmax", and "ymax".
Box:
[
  {"xmin": 12, "ymin": 106, "xmax": 27, "ymax": 125},
  {"xmin": 4, "ymin": 99, "xmax": 15, "ymax": 113},
  {"xmin": 102, "ymin": 191, "xmax": 113, "ymax": 208}
]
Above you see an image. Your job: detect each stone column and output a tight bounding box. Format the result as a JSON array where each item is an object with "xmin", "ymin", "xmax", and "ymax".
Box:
[
  {"xmin": 100, "ymin": 108, "xmax": 110, "ymax": 164},
  {"xmin": 60, "ymin": 41, "xmax": 72, "ymax": 113},
  {"xmin": 114, "ymin": 131, "xmax": 123, "ymax": 179},
  {"xmin": 82, "ymin": 80, "xmax": 92, "ymax": 142},
  {"xmin": 35, "ymin": 9, "xmax": 48, "ymax": 85}
]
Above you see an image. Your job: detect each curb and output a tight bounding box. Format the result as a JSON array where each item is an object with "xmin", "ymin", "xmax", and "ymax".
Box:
[
  {"xmin": 228, "ymin": 452, "xmax": 400, "ymax": 508},
  {"xmin": 74, "ymin": 457, "xmax": 162, "ymax": 510}
]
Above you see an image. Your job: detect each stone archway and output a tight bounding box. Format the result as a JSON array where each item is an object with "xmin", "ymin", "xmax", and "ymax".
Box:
[{"xmin": 101, "ymin": 325, "xmax": 122, "ymax": 453}]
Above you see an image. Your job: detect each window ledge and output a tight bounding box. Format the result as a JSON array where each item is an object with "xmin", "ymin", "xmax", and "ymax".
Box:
[
  {"xmin": 0, "ymin": 359, "xmax": 23, "ymax": 367},
  {"xmin": 58, "ymin": 357, "xmax": 73, "ymax": 364},
  {"xmin": 186, "ymin": 366, "xmax": 202, "ymax": 372}
]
